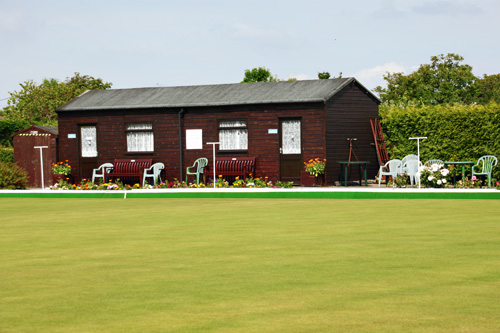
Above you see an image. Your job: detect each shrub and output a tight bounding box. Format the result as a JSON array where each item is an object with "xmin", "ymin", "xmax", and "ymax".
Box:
[
  {"xmin": 0, "ymin": 147, "xmax": 14, "ymax": 163},
  {"xmin": 0, "ymin": 162, "xmax": 29, "ymax": 189},
  {"xmin": 418, "ymin": 164, "xmax": 451, "ymax": 188}
]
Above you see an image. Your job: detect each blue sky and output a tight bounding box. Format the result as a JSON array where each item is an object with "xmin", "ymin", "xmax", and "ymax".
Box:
[{"xmin": 1, "ymin": 0, "xmax": 499, "ymax": 108}]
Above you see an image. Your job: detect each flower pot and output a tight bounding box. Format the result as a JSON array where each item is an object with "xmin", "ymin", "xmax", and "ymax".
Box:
[{"xmin": 301, "ymin": 171, "xmax": 325, "ymax": 186}]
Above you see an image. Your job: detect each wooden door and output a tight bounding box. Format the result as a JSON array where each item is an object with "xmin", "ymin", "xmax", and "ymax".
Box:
[
  {"xmin": 279, "ymin": 119, "xmax": 302, "ymax": 183},
  {"xmin": 79, "ymin": 125, "xmax": 98, "ymax": 181}
]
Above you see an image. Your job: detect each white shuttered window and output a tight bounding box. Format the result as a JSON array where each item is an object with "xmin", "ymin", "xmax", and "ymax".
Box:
[
  {"xmin": 126, "ymin": 124, "xmax": 154, "ymax": 152},
  {"xmin": 219, "ymin": 120, "xmax": 248, "ymax": 151}
]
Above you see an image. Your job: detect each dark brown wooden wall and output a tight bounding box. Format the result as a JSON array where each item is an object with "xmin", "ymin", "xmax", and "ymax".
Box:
[
  {"xmin": 13, "ymin": 132, "xmax": 57, "ymax": 188},
  {"xmin": 325, "ymin": 81, "xmax": 380, "ymax": 184},
  {"xmin": 57, "ymin": 103, "xmax": 327, "ymax": 183}
]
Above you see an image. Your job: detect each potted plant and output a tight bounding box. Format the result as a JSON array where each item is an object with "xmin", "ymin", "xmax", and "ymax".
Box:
[
  {"xmin": 301, "ymin": 158, "xmax": 326, "ymax": 186},
  {"xmin": 52, "ymin": 160, "xmax": 73, "ymax": 184}
]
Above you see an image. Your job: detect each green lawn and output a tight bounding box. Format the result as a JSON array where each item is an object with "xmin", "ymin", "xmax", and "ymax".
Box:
[{"xmin": 1, "ymin": 198, "xmax": 499, "ymax": 332}]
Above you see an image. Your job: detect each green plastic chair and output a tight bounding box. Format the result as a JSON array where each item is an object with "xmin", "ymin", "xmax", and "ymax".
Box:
[
  {"xmin": 471, "ymin": 155, "xmax": 498, "ymax": 188},
  {"xmin": 186, "ymin": 158, "xmax": 208, "ymax": 184}
]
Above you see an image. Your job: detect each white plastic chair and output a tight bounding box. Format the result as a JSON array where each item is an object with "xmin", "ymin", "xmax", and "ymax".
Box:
[
  {"xmin": 403, "ymin": 159, "xmax": 422, "ymax": 186},
  {"xmin": 143, "ymin": 162, "xmax": 165, "ymax": 186},
  {"xmin": 401, "ymin": 154, "xmax": 418, "ymax": 174},
  {"xmin": 92, "ymin": 163, "xmax": 114, "ymax": 183},
  {"xmin": 378, "ymin": 159, "xmax": 402, "ymax": 187}
]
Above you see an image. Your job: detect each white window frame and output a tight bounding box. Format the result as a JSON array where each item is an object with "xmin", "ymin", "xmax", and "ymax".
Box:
[
  {"xmin": 126, "ymin": 123, "xmax": 154, "ymax": 152},
  {"xmin": 218, "ymin": 120, "xmax": 248, "ymax": 151}
]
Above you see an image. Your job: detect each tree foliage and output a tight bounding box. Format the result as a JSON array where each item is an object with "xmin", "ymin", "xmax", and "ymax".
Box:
[
  {"xmin": 374, "ymin": 53, "xmax": 499, "ymax": 106},
  {"xmin": 241, "ymin": 67, "xmax": 279, "ymax": 83},
  {"xmin": 318, "ymin": 72, "xmax": 331, "ymax": 79},
  {"xmin": 0, "ymin": 119, "xmax": 29, "ymax": 147},
  {"xmin": 317, "ymin": 71, "xmax": 342, "ymax": 80},
  {"xmin": 1, "ymin": 73, "xmax": 112, "ymax": 125},
  {"xmin": 474, "ymin": 73, "xmax": 500, "ymax": 105}
]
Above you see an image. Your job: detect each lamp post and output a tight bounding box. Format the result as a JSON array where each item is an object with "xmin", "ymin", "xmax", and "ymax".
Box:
[
  {"xmin": 206, "ymin": 142, "xmax": 220, "ymax": 189},
  {"xmin": 409, "ymin": 137, "xmax": 427, "ymax": 189},
  {"xmin": 34, "ymin": 146, "xmax": 48, "ymax": 189}
]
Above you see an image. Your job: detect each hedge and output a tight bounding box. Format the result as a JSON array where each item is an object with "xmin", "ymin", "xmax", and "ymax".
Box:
[
  {"xmin": 0, "ymin": 147, "xmax": 14, "ymax": 163},
  {"xmin": 380, "ymin": 102, "xmax": 500, "ymax": 180},
  {"xmin": 0, "ymin": 119, "xmax": 30, "ymax": 147}
]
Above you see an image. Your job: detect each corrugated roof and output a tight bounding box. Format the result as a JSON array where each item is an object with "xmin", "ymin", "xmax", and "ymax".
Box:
[{"xmin": 57, "ymin": 78, "xmax": 376, "ymax": 112}]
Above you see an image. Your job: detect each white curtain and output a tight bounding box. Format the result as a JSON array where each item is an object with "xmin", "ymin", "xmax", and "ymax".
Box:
[
  {"xmin": 127, "ymin": 124, "xmax": 154, "ymax": 152},
  {"xmin": 81, "ymin": 126, "xmax": 97, "ymax": 157},
  {"xmin": 282, "ymin": 120, "xmax": 301, "ymax": 154},
  {"xmin": 219, "ymin": 121, "xmax": 248, "ymax": 150}
]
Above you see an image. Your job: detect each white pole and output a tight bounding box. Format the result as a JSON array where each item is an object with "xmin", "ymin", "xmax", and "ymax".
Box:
[
  {"xmin": 409, "ymin": 137, "xmax": 427, "ymax": 189},
  {"xmin": 206, "ymin": 142, "xmax": 220, "ymax": 189},
  {"xmin": 34, "ymin": 146, "xmax": 49, "ymax": 189}
]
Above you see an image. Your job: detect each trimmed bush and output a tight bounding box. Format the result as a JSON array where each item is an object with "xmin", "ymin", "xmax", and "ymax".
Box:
[
  {"xmin": 380, "ymin": 102, "xmax": 500, "ymax": 180},
  {"xmin": 0, "ymin": 147, "xmax": 14, "ymax": 163},
  {"xmin": 0, "ymin": 162, "xmax": 29, "ymax": 189}
]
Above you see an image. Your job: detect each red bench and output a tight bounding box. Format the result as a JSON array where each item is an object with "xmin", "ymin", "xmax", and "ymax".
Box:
[
  {"xmin": 215, "ymin": 157, "xmax": 256, "ymax": 182},
  {"xmin": 105, "ymin": 159, "xmax": 152, "ymax": 186}
]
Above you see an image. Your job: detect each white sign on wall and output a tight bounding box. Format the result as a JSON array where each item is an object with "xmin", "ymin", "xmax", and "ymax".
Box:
[{"xmin": 186, "ymin": 129, "xmax": 203, "ymax": 149}]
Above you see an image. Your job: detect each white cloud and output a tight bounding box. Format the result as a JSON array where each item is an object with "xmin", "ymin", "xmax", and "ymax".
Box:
[
  {"xmin": 411, "ymin": 1, "xmax": 483, "ymax": 16},
  {"xmin": 354, "ymin": 62, "xmax": 410, "ymax": 90},
  {"xmin": 285, "ymin": 73, "xmax": 313, "ymax": 81}
]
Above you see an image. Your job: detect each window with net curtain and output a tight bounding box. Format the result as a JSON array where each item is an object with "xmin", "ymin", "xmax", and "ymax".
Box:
[
  {"xmin": 126, "ymin": 124, "xmax": 154, "ymax": 152},
  {"xmin": 219, "ymin": 120, "xmax": 248, "ymax": 151}
]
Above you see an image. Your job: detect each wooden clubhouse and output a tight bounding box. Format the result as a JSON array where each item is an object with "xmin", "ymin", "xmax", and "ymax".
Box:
[{"xmin": 55, "ymin": 78, "xmax": 380, "ymax": 185}]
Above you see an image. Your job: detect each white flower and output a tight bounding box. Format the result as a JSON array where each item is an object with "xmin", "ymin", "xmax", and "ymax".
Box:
[
  {"xmin": 428, "ymin": 176, "xmax": 435, "ymax": 181},
  {"xmin": 440, "ymin": 169, "xmax": 449, "ymax": 176},
  {"xmin": 442, "ymin": 179, "xmax": 447, "ymax": 184},
  {"xmin": 431, "ymin": 164, "xmax": 439, "ymax": 172},
  {"xmin": 437, "ymin": 180, "xmax": 442, "ymax": 185}
]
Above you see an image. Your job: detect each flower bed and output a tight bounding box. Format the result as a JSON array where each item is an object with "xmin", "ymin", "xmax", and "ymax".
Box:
[{"xmin": 50, "ymin": 176, "xmax": 294, "ymax": 190}]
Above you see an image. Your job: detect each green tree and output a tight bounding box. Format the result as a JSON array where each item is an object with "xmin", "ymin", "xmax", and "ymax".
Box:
[
  {"xmin": 474, "ymin": 74, "xmax": 500, "ymax": 105},
  {"xmin": 318, "ymin": 71, "xmax": 342, "ymax": 80},
  {"xmin": 1, "ymin": 73, "xmax": 112, "ymax": 125},
  {"xmin": 241, "ymin": 67, "xmax": 279, "ymax": 83},
  {"xmin": 318, "ymin": 72, "xmax": 331, "ymax": 79},
  {"xmin": 374, "ymin": 53, "xmax": 478, "ymax": 105}
]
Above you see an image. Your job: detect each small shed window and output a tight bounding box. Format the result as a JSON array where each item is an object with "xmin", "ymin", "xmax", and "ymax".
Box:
[
  {"xmin": 126, "ymin": 123, "xmax": 154, "ymax": 152},
  {"xmin": 219, "ymin": 120, "xmax": 248, "ymax": 151}
]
